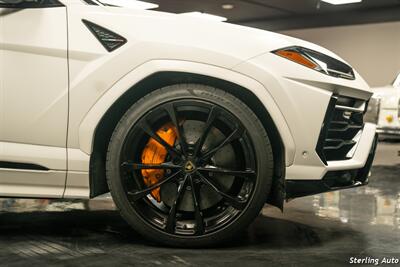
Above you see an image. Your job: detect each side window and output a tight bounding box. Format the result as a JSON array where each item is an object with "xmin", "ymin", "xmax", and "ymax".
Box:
[{"xmin": 0, "ymin": 0, "xmax": 63, "ymax": 8}]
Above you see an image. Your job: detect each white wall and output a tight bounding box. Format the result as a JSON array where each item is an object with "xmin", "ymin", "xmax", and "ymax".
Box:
[{"xmin": 281, "ymin": 22, "xmax": 400, "ymax": 88}]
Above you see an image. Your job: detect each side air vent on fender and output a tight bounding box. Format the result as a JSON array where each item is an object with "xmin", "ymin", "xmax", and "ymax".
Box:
[{"xmin": 82, "ymin": 19, "xmax": 127, "ymax": 52}]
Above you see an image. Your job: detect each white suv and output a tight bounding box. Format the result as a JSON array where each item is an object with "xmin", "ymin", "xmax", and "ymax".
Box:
[
  {"xmin": 0, "ymin": 0, "xmax": 377, "ymax": 246},
  {"xmin": 367, "ymin": 73, "xmax": 400, "ymax": 139}
]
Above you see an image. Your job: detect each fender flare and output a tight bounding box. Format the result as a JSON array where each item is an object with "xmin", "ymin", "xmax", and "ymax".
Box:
[{"xmin": 78, "ymin": 59, "xmax": 296, "ymax": 166}]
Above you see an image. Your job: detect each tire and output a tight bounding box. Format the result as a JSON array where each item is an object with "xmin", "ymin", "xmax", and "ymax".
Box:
[{"xmin": 106, "ymin": 84, "xmax": 274, "ymax": 247}]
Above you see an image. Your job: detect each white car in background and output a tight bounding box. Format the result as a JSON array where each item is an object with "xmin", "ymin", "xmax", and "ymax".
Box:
[
  {"xmin": 368, "ymin": 73, "xmax": 400, "ymax": 139},
  {"xmin": 0, "ymin": 0, "xmax": 377, "ymax": 247}
]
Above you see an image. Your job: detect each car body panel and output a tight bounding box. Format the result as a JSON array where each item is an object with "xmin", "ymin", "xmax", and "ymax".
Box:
[
  {"xmin": 77, "ymin": 60, "xmax": 296, "ymax": 163},
  {"xmin": 0, "ymin": 6, "xmax": 68, "ymax": 147},
  {"xmin": 0, "ymin": 5, "xmax": 68, "ymax": 197}
]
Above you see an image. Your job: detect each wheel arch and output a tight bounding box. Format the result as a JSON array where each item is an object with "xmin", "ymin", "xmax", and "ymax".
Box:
[{"xmin": 89, "ymin": 71, "xmax": 286, "ymax": 209}]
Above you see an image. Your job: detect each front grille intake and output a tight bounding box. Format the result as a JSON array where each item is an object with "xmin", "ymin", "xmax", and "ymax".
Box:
[{"xmin": 316, "ymin": 96, "xmax": 366, "ymax": 164}]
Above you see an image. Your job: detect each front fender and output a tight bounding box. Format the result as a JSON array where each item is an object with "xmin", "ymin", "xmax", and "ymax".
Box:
[{"xmin": 78, "ymin": 60, "xmax": 296, "ymax": 166}]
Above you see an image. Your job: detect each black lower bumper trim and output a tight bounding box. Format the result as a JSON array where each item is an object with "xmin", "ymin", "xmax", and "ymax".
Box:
[{"xmin": 286, "ymin": 134, "xmax": 378, "ymax": 199}]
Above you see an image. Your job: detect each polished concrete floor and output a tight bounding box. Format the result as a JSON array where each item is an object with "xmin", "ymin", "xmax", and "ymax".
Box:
[{"xmin": 0, "ymin": 142, "xmax": 399, "ymax": 266}]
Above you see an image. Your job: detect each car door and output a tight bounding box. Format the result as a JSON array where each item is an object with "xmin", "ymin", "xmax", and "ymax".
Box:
[{"xmin": 0, "ymin": 0, "xmax": 68, "ymax": 198}]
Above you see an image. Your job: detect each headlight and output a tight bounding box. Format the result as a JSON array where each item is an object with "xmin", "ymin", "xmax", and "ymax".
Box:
[{"xmin": 272, "ymin": 46, "xmax": 355, "ymax": 80}]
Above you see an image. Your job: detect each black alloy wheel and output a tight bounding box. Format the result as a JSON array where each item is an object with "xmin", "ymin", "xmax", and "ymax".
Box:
[{"xmin": 106, "ymin": 84, "xmax": 274, "ymax": 247}]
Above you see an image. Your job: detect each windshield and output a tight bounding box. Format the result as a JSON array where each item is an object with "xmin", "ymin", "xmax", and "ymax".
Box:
[{"xmin": 83, "ymin": 0, "xmax": 158, "ymax": 9}]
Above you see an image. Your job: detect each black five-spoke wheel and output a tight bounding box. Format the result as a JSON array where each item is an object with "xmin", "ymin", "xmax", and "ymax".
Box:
[{"xmin": 106, "ymin": 84, "xmax": 273, "ymax": 247}]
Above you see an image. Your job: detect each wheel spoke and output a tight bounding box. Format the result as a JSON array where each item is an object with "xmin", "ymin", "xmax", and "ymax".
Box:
[
  {"xmin": 164, "ymin": 103, "xmax": 188, "ymax": 156},
  {"xmin": 138, "ymin": 120, "xmax": 182, "ymax": 158},
  {"xmin": 166, "ymin": 175, "xmax": 189, "ymax": 233},
  {"xmin": 122, "ymin": 161, "xmax": 181, "ymax": 170},
  {"xmin": 197, "ymin": 166, "xmax": 255, "ymax": 179},
  {"xmin": 193, "ymin": 105, "xmax": 221, "ymax": 157},
  {"xmin": 128, "ymin": 170, "xmax": 183, "ymax": 201},
  {"xmin": 196, "ymin": 171, "xmax": 247, "ymax": 210},
  {"xmin": 190, "ymin": 176, "xmax": 205, "ymax": 235},
  {"xmin": 201, "ymin": 126, "xmax": 245, "ymax": 160}
]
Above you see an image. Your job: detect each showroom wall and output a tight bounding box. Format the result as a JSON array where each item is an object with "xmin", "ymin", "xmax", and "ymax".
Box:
[{"xmin": 280, "ymin": 21, "xmax": 400, "ymax": 88}]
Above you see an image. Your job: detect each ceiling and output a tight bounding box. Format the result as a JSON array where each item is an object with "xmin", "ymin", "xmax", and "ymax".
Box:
[{"xmin": 144, "ymin": 0, "xmax": 400, "ymax": 30}]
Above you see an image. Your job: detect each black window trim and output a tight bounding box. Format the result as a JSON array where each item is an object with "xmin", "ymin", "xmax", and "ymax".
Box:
[{"xmin": 0, "ymin": 0, "xmax": 64, "ymax": 9}]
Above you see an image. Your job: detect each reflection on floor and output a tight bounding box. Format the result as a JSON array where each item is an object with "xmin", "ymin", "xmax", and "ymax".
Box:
[
  {"xmin": 311, "ymin": 185, "xmax": 400, "ymax": 228},
  {"xmin": 272, "ymin": 168, "xmax": 400, "ymax": 229},
  {"xmin": 0, "ymin": 143, "xmax": 399, "ymax": 266}
]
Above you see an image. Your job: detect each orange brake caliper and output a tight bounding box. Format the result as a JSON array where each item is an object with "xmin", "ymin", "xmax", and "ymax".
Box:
[{"xmin": 140, "ymin": 123, "xmax": 177, "ymax": 202}]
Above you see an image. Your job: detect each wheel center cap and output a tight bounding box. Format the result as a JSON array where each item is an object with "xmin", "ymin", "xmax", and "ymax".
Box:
[{"xmin": 184, "ymin": 161, "xmax": 196, "ymax": 173}]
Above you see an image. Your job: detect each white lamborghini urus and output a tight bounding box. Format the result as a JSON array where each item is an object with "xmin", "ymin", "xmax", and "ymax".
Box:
[{"xmin": 0, "ymin": 0, "xmax": 377, "ymax": 247}]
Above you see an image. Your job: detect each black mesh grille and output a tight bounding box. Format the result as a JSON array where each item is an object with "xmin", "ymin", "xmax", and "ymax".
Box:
[
  {"xmin": 82, "ymin": 20, "xmax": 127, "ymax": 52},
  {"xmin": 316, "ymin": 96, "xmax": 365, "ymax": 164}
]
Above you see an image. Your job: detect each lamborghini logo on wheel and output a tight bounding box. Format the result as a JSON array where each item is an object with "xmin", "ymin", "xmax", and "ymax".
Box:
[{"xmin": 184, "ymin": 161, "xmax": 195, "ymax": 172}]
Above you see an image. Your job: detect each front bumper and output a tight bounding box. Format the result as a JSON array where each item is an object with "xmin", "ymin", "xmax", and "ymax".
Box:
[
  {"xmin": 234, "ymin": 52, "xmax": 375, "ymax": 182},
  {"xmin": 286, "ymin": 134, "xmax": 378, "ymax": 198},
  {"xmin": 377, "ymin": 126, "xmax": 400, "ymax": 139}
]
